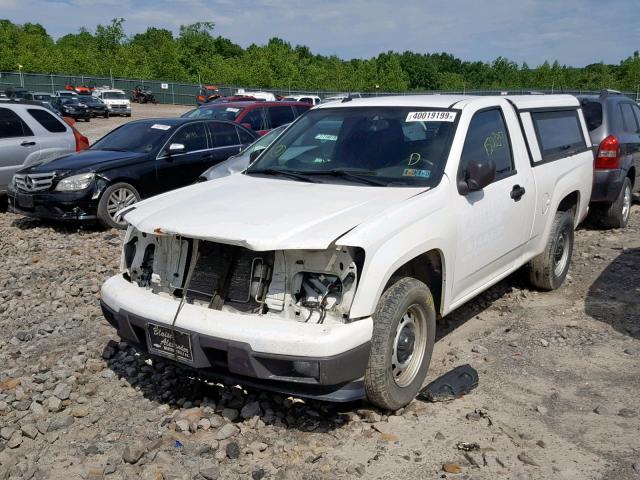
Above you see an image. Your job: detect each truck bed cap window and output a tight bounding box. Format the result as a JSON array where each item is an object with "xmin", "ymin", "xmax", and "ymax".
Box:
[{"xmin": 531, "ymin": 110, "xmax": 586, "ymax": 162}]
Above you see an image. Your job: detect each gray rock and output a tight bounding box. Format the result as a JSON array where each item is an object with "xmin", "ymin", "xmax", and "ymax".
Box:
[
  {"xmin": 356, "ymin": 409, "xmax": 382, "ymax": 423},
  {"xmin": 200, "ymin": 465, "xmax": 221, "ymax": 480},
  {"xmin": 46, "ymin": 396, "xmax": 63, "ymax": 412},
  {"xmin": 538, "ymin": 338, "xmax": 549, "ymax": 347},
  {"xmin": 535, "ymin": 405, "xmax": 548, "ymax": 415},
  {"xmin": 593, "ymin": 405, "xmax": 608, "ymax": 415},
  {"xmin": 222, "ymin": 408, "xmax": 239, "ymax": 422},
  {"xmin": 241, "ymin": 401, "xmax": 261, "ymax": 420},
  {"xmin": 175, "ymin": 419, "xmax": 190, "ymax": 432},
  {"xmin": 7, "ymin": 432, "xmax": 23, "ymax": 449},
  {"xmin": 20, "ymin": 424, "xmax": 38, "ymax": 440},
  {"xmin": 122, "ymin": 442, "xmax": 146, "ymax": 464},
  {"xmin": 0, "ymin": 427, "xmax": 15, "ymax": 441},
  {"xmin": 632, "ymin": 463, "xmax": 640, "ymax": 474},
  {"xmin": 517, "ymin": 451, "xmax": 539, "ymax": 466},
  {"xmin": 215, "ymin": 423, "xmax": 239, "ymax": 441},
  {"xmin": 226, "ymin": 442, "xmax": 241, "ymax": 460},
  {"xmin": 12, "ymin": 400, "xmax": 31, "ymax": 411},
  {"xmin": 48, "ymin": 415, "xmax": 74, "ymax": 432},
  {"xmin": 618, "ymin": 408, "xmax": 638, "ymax": 418},
  {"xmin": 471, "ymin": 345, "xmax": 488, "ymax": 354},
  {"xmin": 252, "ymin": 469, "xmax": 266, "ymax": 480},
  {"xmin": 53, "ymin": 383, "xmax": 72, "ymax": 401}
]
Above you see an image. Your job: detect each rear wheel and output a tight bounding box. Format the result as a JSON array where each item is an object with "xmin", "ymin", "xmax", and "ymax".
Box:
[
  {"xmin": 596, "ymin": 177, "xmax": 632, "ymax": 229},
  {"xmin": 528, "ymin": 210, "xmax": 574, "ymax": 290},
  {"xmin": 364, "ymin": 277, "xmax": 436, "ymax": 410},
  {"xmin": 97, "ymin": 182, "xmax": 140, "ymax": 229}
]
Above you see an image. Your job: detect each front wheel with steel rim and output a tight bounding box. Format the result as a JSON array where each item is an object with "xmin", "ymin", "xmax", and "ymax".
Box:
[
  {"xmin": 364, "ymin": 277, "xmax": 436, "ymax": 410},
  {"xmin": 528, "ymin": 209, "xmax": 574, "ymax": 291},
  {"xmin": 598, "ymin": 177, "xmax": 632, "ymax": 229},
  {"xmin": 97, "ymin": 182, "xmax": 141, "ymax": 229}
]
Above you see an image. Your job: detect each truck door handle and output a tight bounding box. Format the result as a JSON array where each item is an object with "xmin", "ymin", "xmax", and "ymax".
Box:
[
  {"xmin": 21, "ymin": 141, "xmax": 36, "ymax": 147},
  {"xmin": 510, "ymin": 185, "xmax": 526, "ymax": 201}
]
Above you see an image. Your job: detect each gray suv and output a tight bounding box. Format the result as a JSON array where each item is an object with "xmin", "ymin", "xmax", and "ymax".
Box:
[
  {"xmin": 578, "ymin": 91, "xmax": 640, "ymax": 228},
  {"xmin": 0, "ymin": 101, "xmax": 80, "ymax": 193}
]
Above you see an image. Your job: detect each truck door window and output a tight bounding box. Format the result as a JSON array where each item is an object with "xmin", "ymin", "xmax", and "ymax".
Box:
[
  {"xmin": 0, "ymin": 108, "xmax": 34, "ymax": 138},
  {"xmin": 620, "ymin": 103, "xmax": 640, "ymax": 133},
  {"xmin": 460, "ymin": 109, "xmax": 514, "ymax": 182},
  {"xmin": 531, "ymin": 110, "xmax": 586, "ymax": 161}
]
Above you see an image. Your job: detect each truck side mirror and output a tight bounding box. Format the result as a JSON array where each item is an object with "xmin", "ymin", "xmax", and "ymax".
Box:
[{"xmin": 458, "ymin": 157, "xmax": 496, "ymax": 195}]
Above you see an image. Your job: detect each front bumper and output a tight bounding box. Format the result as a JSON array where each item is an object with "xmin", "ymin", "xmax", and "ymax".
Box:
[
  {"xmin": 107, "ymin": 105, "xmax": 131, "ymax": 116},
  {"xmin": 64, "ymin": 110, "xmax": 91, "ymax": 120},
  {"xmin": 100, "ymin": 274, "xmax": 373, "ymax": 401},
  {"xmin": 7, "ymin": 187, "xmax": 99, "ymax": 221},
  {"xmin": 591, "ymin": 168, "xmax": 626, "ymax": 204}
]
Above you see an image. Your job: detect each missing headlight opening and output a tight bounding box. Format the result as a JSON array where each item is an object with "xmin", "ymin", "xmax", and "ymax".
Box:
[{"xmin": 122, "ymin": 227, "xmax": 360, "ymax": 324}]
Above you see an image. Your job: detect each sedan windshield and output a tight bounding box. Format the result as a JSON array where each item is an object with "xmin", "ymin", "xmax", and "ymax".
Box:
[
  {"xmin": 247, "ymin": 107, "xmax": 457, "ymax": 187},
  {"xmin": 91, "ymin": 122, "xmax": 174, "ymax": 153},
  {"xmin": 182, "ymin": 106, "xmax": 245, "ymax": 121},
  {"xmin": 102, "ymin": 92, "xmax": 126, "ymax": 100}
]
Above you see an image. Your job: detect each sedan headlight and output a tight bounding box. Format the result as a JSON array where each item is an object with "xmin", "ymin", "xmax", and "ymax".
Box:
[{"xmin": 55, "ymin": 173, "xmax": 95, "ymax": 192}]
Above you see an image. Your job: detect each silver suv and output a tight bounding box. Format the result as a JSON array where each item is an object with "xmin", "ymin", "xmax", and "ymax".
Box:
[{"xmin": 0, "ymin": 101, "xmax": 80, "ymax": 193}]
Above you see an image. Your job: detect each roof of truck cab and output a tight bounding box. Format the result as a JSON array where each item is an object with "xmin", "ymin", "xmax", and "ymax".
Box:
[{"xmin": 313, "ymin": 94, "xmax": 580, "ymax": 110}]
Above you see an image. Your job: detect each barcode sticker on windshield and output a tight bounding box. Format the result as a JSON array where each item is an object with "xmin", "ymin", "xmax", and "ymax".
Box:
[
  {"xmin": 226, "ymin": 107, "xmax": 240, "ymax": 112},
  {"xmin": 151, "ymin": 124, "xmax": 171, "ymax": 130},
  {"xmin": 405, "ymin": 111, "xmax": 457, "ymax": 123}
]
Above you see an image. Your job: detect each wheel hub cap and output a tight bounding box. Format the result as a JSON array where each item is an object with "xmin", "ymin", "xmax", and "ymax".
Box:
[{"xmin": 391, "ymin": 304, "xmax": 428, "ymax": 388}]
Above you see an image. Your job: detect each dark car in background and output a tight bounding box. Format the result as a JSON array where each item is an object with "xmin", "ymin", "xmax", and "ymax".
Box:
[
  {"xmin": 198, "ymin": 123, "xmax": 289, "ymax": 182},
  {"xmin": 578, "ymin": 90, "xmax": 640, "ymax": 228},
  {"xmin": 182, "ymin": 101, "xmax": 310, "ymax": 135},
  {"xmin": 78, "ymin": 95, "xmax": 109, "ymax": 118},
  {"xmin": 8, "ymin": 118, "xmax": 257, "ymax": 229},
  {"xmin": 51, "ymin": 97, "xmax": 91, "ymax": 122}
]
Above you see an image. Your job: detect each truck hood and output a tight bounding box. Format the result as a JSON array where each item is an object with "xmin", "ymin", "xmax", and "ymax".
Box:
[{"xmin": 124, "ymin": 174, "xmax": 426, "ymax": 251}]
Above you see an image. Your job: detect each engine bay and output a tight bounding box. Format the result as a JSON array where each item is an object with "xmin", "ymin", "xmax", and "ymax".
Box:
[{"xmin": 121, "ymin": 228, "xmax": 361, "ymax": 324}]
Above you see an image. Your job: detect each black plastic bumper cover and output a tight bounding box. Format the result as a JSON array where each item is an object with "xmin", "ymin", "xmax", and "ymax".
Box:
[{"xmin": 100, "ymin": 300, "xmax": 370, "ymax": 402}]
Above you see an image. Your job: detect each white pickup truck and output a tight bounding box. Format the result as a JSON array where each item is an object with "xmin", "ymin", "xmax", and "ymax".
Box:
[
  {"xmin": 92, "ymin": 88, "xmax": 131, "ymax": 117},
  {"xmin": 100, "ymin": 95, "xmax": 593, "ymax": 409}
]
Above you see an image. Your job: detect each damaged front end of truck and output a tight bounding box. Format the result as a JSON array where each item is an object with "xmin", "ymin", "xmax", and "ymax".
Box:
[{"xmin": 100, "ymin": 225, "xmax": 373, "ymax": 401}]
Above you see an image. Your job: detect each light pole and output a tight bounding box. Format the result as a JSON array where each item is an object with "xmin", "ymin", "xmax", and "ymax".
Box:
[{"xmin": 17, "ymin": 64, "xmax": 24, "ymax": 88}]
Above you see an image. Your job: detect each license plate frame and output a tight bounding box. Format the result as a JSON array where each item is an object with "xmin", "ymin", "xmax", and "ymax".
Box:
[
  {"xmin": 16, "ymin": 193, "xmax": 34, "ymax": 209},
  {"xmin": 146, "ymin": 323, "xmax": 194, "ymax": 363}
]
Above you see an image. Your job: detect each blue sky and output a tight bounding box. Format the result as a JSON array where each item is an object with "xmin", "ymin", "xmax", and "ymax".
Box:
[{"xmin": 1, "ymin": 0, "xmax": 639, "ymax": 66}]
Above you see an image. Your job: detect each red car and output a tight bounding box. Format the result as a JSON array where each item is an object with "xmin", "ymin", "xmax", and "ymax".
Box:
[{"xmin": 182, "ymin": 101, "xmax": 311, "ymax": 135}]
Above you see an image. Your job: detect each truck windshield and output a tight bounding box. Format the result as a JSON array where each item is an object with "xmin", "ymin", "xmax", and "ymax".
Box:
[
  {"xmin": 247, "ymin": 107, "xmax": 457, "ymax": 187},
  {"xmin": 102, "ymin": 92, "xmax": 126, "ymax": 100},
  {"xmin": 183, "ymin": 106, "xmax": 244, "ymax": 121}
]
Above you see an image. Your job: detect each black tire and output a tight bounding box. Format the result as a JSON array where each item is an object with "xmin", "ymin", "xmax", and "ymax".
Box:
[
  {"xmin": 104, "ymin": 112, "xmax": 109, "ymax": 119},
  {"xmin": 97, "ymin": 182, "xmax": 140, "ymax": 229},
  {"xmin": 528, "ymin": 210, "xmax": 574, "ymax": 291},
  {"xmin": 596, "ymin": 177, "xmax": 632, "ymax": 229},
  {"xmin": 364, "ymin": 277, "xmax": 436, "ymax": 411}
]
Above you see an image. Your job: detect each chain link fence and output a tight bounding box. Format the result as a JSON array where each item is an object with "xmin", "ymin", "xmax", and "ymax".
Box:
[{"xmin": 1, "ymin": 71, "xmax": 638, "ymax": 105}]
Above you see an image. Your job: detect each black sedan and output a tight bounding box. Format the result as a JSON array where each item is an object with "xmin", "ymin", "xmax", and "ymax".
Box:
[
  {"xmin": 78, "ymin": 95, "xmax": 109, "ymax": 118},
  {"xmin": 51, "ymin": 97, "xmax": 91, "ymax": 122},
  {"xmin": 7, "ymin": 118, "xmax": 257, "ymax": 228}
]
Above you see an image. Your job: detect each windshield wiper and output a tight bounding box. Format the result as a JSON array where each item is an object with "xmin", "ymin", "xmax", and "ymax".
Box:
[
  {"xmin": 245, "ymin": 168, "xmax": 318, "ymax": 183},
  {"xmin": 300, "ymin": 169, "xmax": 390, "ymax": 186}
]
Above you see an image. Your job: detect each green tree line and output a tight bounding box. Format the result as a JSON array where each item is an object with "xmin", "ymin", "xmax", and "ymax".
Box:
[{"xmin": 1, "ymin": 18, "xmax": 640, "ymax": 93}]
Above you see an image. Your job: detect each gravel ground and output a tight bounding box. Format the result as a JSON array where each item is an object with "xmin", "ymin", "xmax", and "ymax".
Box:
[
  {"xmin": 0, "ymin": 193, "xmax": 639, "ymax": 479},
  {"xmin": 74, "ymin": 103, "xmax": 192, "ymax": 144}
]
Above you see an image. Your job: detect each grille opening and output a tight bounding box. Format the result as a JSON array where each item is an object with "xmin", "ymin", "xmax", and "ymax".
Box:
[{"xmin": 184, "ymin": 242, "xmax": 274, "ymax": 313}]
